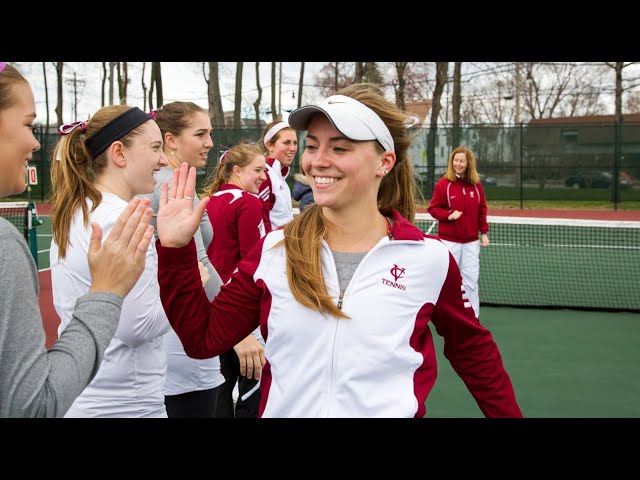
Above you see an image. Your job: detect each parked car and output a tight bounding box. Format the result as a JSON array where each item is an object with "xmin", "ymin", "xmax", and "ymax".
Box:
[
  {"xmin": 479, "ymin": 174, "xmax": 497, "ymax": 186},
  {"xmin": 564, "ymin": 171, "xmax": 632, "ymax": 189}
]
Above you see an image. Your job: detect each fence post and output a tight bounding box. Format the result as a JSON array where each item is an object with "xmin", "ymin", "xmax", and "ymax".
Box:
[
  {"xmin": 613, "ymin": 120, "xmax": 621, "ymax": 210},
  {"xmin": 519, "ymin": 122, "xmax": 524, "ymax": 210}
]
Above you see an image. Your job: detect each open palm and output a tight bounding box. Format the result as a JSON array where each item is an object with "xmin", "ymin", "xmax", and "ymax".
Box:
[{"xmin": 157, "ymin": 162, "xmax": 210, "ymax": 248}]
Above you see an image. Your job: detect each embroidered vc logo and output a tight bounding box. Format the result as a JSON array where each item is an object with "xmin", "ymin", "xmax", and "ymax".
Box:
[
  {"xmin": 381, "ymin": 264, "xmax": 407, "ymax": 291},
  {"xmin": 390, "ymin": 264, "xmax": 405, "ymax": 282}
]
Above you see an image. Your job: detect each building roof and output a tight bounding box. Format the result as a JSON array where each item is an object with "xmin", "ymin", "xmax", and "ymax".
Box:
[
  {"xmin": 528, "ymin": 114, "xmax": 640, "ymax": 125},
  {"xmin": 405, "ymin": 100, "xmax": 432, "ymax": 125}
]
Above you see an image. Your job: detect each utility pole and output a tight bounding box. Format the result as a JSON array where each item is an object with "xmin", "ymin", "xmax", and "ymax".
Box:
[
  {"xmin": 278, "ymin": 61, "xmax": 282, "ymax": 119},
  {"xmin": 65, "ymin": 72, "xmax": 85, "ymax": 121}
]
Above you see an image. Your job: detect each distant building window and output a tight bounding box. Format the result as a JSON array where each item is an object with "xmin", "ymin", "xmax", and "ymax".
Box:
[{"xmin": 562, "ymin": 129, "xmax": 578, "ymax": 143}]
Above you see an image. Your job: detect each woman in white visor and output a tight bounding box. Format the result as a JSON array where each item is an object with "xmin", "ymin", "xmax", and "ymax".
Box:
[{"xmin": 154, "ymin": 83, "xmax": 522, "ymax": 418}]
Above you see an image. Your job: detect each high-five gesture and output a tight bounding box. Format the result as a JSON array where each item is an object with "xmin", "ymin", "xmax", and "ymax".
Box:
[
  {"xmin": 157, "ymin": 162, "xmax": 210, "ymax": 248},
  {"xmin": 88, "ymin": 197, "xmax": 154, "ymax": 298}
]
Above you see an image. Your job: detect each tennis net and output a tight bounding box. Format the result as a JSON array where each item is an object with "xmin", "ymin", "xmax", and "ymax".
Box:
[
  {"xmin": 414, "ymin": 213, "xmax": 640, "ymax": 312},
  {"xmin": 0, "ymin": 201, "xmax": 30, "ymax": 242}
]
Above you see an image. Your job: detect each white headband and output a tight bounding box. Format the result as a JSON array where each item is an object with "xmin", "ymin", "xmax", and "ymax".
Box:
[
  {"xmin": 263, "ymin": 121, "xmax": 290, "ymax": 146},
  {"xmin": 288, "ymin": 95, "xmax": 395, "ymax": 153}
]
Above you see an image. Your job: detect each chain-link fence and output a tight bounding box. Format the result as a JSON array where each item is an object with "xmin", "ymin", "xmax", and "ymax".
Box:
[{"xmin": 13, "ymin": 123, "xmax": 640, "ymax": 208}]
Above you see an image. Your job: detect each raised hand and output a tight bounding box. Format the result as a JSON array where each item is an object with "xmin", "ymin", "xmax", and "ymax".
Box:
[
  {"xmin": 156, "ymin": 162, "xmax": 210, "ymax": 248},
  {"xmin": 88, "ymin": 197, "xmax": 155, "ymax": 298}
]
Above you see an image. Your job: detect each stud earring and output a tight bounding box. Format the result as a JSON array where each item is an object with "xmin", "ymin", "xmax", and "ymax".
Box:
[{"xmin": 383, "ymin": 170, "xmax": 388, "ymax": 175}]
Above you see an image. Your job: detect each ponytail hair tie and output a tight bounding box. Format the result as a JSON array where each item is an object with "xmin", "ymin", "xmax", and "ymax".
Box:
[
  {"xmin": 58, "ymin": 120, "xmax": 87, "ymax": 136},
  {"xmin": 56, "ymin": 121, "xmax": 87, "ymax": 161},
  {"xmin": 148, "ymin": 105, "xmax": 164, "ymax": 120},
  {"xmin": 219, "ymin": 150, "xmax": 230, "ymax": 164}
]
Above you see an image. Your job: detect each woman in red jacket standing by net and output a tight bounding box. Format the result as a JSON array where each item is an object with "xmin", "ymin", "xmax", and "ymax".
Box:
[{"xmin": 428, "ymin": 146, "xmax": 489, "ymax": 318}]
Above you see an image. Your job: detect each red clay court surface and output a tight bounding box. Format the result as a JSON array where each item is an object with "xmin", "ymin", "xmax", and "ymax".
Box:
[{"xmin": 35, "ymin": 203, "xmax": 640, "ymax": 349}]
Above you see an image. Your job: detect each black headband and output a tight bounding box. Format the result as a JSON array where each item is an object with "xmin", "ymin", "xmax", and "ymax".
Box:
[{"xmin": 85, "ymin": 107, "xmax": 152, "ymax": 158}]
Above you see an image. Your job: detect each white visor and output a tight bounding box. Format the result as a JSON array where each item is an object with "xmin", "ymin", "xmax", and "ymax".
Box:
[{"xmin": 288, "ymin": 95, "xmax": 394, "ymax": 153}]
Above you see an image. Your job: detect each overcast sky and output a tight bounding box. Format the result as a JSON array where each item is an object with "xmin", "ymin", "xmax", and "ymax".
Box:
[
  {"xmin": 16, "ymin": 61, "xmax": 639, "ymax": 126},
  {"xmin": 16, "ymin": 62, "xmax": 324, "ymax": 125}
]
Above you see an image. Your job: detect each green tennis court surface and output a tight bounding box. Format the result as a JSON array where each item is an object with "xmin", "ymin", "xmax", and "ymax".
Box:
[
  {"xmin": 36, "ymin": 214, "xmax": 52, "ymax": 270},
  {"xmin": 427, "ymin": 307, "xmax": 640, "ymax": 417}
]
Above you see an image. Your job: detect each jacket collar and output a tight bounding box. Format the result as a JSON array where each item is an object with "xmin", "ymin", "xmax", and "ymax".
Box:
[
  {"xmin": 389, "ymin": 210, "xmax": 426, "ymax": 241},
  {"xmin": 266, "ymin": 157, "xmax": 290, "ymax": 178}
]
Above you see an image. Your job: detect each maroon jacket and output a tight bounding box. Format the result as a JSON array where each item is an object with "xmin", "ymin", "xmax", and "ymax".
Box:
[
  {"xmin": 428, "ymin": 176, "xmax": 489, "ymax": 243},
  {"xmin": 205, "ymin": 184, "xmax": 267, "ymax": 283}
]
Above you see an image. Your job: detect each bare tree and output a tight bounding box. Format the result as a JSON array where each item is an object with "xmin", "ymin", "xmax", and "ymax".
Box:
[
  {"xmin": 206, "ymin": 62, "xmax": 225, "ymax": 128},
  {"xmin": 315, "ymin": 62, "xmax": 355, "ymax": 97},
  {"xmin": 316, "ymin": 62, "xmax": 386, "ymax": 98},
  {"xmin": 271, "ymin": 62, "xmax": 277, "ymax": 122},
  {"xmin": 387, "ymin": 62, "xmax": 430, "ymax": 104},
  {"xmin": 141, "ymin": 62, "xmax": 148, "ymax": 111},
  {"xmin": 452, "ymin": 62, "xmax": 462, "ymax": 146},
  {"xmin": 253, "ymin": 62, "xmax": 262, "ymax": 127},
  {"xmin": 394, "ymin": 62, "xmax": 407, "ymax": 110},
  {"xmin": 152, "ymin": 62, "xmax": 163, "ymax": 108},
  {"xmin": 354, "ymin": 62, "xmax": 364, "ymax": 83},
  {"xmin": 426, "ymin": 62, "xmax": 448, "ymax": 194},
  {"xmin": 108, "ymin": 62, "xmax": 115, "ymax": 106},
  {"xmin": 42, "ymin": 63, "xmax": 50, "ymax": 129},
  {"xmin": 117, "ymin": 62, "xmax": 128, "ymax": 104},
  {"xmin": 55, "ymin": 62, "xmax": 64, "ymax": 126},
  {"xmin": 455, "ymin": 62, "xmax": 609, "ymax": 125},
  {"xmin": 522, "ymin": 63, "xmax": 582, "ymax": 119},
  {"xmin": 625, "ymin": 91, "xmax": 640, "ymax": 113},
  {"xmin": 234, "ymin": 62, "xmax": 243, "ymax": 128},
  {"xmin": 149, "ymin": 64, "xmax": 155, "ymax": 111},
  {"xmin": 101, "ymin": 62, "xmax": 107, "ymax": 107},
  {"xmin": 297, "ymin": 62, "xmax": 305, "ymax": 109}
]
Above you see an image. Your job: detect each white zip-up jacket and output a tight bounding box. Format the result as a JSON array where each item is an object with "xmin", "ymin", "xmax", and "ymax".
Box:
[
  {"xmin": 258, "ymin": 158, "xmax": 293, "ymax": 230},
  {"xmin": 51, "ymin": 193, "xmax": 171, "ymax": 417},
  {"xmin": 157, "ymin": 210, "xmax": 521, "ymax": 418}
]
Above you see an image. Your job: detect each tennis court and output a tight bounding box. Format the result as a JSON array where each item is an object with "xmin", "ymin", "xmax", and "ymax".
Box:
[{"xmin": 4, "ymin": 205, "xmax": 640, "ymax": 417}]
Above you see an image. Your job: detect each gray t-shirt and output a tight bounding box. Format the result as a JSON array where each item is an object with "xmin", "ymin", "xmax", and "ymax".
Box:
[
  {"xmin": 142, "ymin": 167, "xmax": 222, "ymax": 301},
  {"xmin": 331, "ymin": 219, "xmax": 393, "ymax": 293},
  {"xmin": 331, "ymin": 250, "xmax": 367, "ymax": 292},
  {"xmin": 0, "ymin": 217, "xmax": 123, "ymax": 417}
]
